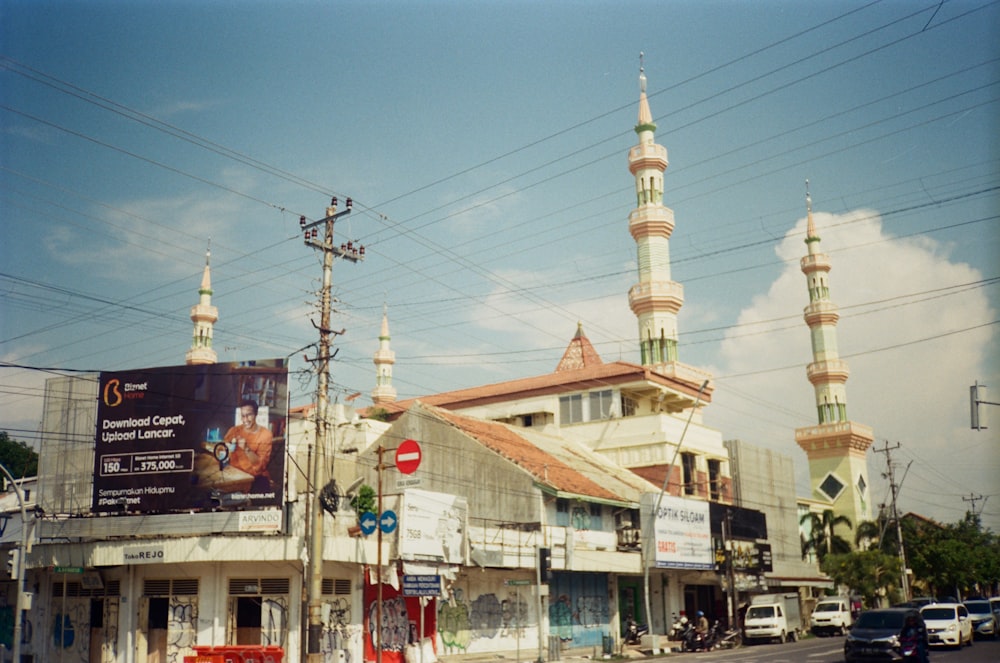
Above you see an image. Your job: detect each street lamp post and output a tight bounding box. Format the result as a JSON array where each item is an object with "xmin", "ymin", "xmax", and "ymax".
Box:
[
  {"xmin": 0, "ymin": 463, "xmax": 30, "ymax": 663},
  {"xmin": 642, "ymin": 380, "xmax": 709, "ymax": 642}
]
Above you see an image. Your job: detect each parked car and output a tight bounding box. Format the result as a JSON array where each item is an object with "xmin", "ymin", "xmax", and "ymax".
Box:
[
  {"xmin": 893, "ymin": 596, "xmax": 935, "ymax": 609},
  {"xmin": 920, "ymin": 603, "xmax": 973, "ymax": 648},
  {"xmin": 844, "ymin": 608, "xmax": 924, "ymax": 662},
  {"xmin": 964, "ymin": 599, "xmax": 998, "ymax": 639},
  {"xmin": 991, "ymin": 597, "xmax": 1000, "ymax": 621}
]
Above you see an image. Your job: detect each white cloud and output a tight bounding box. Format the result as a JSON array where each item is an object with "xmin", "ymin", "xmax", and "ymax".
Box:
[
  {"xmin": 44, "ymin": 191, "xmax": 247, "ymax": 276},
  {"xmin": 709, "ymin": 209, "xmax": 1000, "ymax": 529}
]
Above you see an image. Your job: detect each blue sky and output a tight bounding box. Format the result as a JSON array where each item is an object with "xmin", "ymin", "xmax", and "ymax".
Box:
[{"xmin": 1, "ymin": 1, "xmax": 998, "ymax": 528}]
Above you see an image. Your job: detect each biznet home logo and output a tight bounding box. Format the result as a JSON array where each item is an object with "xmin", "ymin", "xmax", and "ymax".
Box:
[{"xmin": 102, "ymin": 378, "xmax": 148, "ymax": 407}]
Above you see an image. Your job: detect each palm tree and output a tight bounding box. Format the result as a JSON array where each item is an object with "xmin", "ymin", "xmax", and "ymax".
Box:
[{"xmin": 801, "ymin": 509, "xmax": 853, "ymax": 562}]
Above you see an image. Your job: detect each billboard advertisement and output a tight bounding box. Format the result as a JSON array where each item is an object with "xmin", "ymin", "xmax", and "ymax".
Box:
[
  {"xmin": 399, "ymin": 489, "xmax": 468, "ymax": 564},
  {"xmin": 92, "ymin": 359, "xmax": 288, "ymax": 514},
  {"xmin": 640, "ymin": 493, "xmax": 713, "ymax": 570}
]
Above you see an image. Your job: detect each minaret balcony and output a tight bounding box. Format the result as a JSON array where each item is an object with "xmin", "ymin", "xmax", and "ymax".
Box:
[
  {"xmin": 796, "ymin": 420, "xmax": 874, "ymax": 456},
  {"xmin": 806, "ymin": 359, "xmax": 850, "ymax": 384},
  {"xmin": 800, "ymin": 254, "xmax": 831, "ymax": 273},
  {"xmin": 629, "ymin": 206, "xmax": 675, "ymax": 238},
  {"xmin": 628, "ymin": 143, "xmax": 668, "ymax": 173},
  {"xmin": 373, "ymin": 349, "xmax": 396, "ymax": 364},
  {"xmin": 189, "ymin": 304, "xmax": 219, "ymax": 323},
  {"xmin": 803, "ymin": 301, "xmax": 839, "ymax": 326},
  {"xmin": 629, "ymin": 281, "xmax": 684, "ymax": 314}
]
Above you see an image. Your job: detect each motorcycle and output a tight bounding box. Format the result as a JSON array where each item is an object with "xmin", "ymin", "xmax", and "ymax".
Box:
[
  {"xmin": 898, "ymin": 632, "xmax": 926, "ymax": 661},
  {"xmin": 669, "ymin": 614, "xmax": 689, "ymax": 641},
  {"xmin": 680, "ymin": 621, "xmax": 713, "ymax": 652},
  {"xmin": 713, "ymin": 623, "xmax": 742, "ymax": 649},
  {"xmin": 624, "ymin": 619, "xmax": 649, "ymax": 645}
]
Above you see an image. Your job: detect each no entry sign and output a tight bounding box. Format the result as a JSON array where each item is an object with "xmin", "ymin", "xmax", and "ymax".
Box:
[{"xmin": 395, "ymin": 438, "xmax": 422, "ymax": 474}]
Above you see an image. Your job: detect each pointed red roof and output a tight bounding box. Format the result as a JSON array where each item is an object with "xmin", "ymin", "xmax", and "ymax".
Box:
[{"xmin": 555, "ymin": 323, "xmax": 603, "ymax": 372}]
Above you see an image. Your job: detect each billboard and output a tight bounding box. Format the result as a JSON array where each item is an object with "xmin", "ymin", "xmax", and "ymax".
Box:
[
  {"xmin": 398, "ymin": 489, "xmax": 468, "ymax": 564},
  {"xmin": 640, "ymin": 493, "xmax": 713, "ymax": 570},
  {"xmin": 92, "ymin": 359, "xmax": 288, "ymax": 514}
]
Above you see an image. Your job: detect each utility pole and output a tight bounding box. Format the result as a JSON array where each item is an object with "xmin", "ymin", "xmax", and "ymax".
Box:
[
  {"xmin": 962, "ymin": 493, "xmax": 986, "ymax": 517},
  {"xmin": 873, "ymin": 441, "xmax": 910, "ymax": 603},
  {"xmin": 722, "ymin": 508, "xmax": 737, "ymax": 629},
  {"xmin": 301, "ymin": 197, "xmax": 364, "ymax": 663}
]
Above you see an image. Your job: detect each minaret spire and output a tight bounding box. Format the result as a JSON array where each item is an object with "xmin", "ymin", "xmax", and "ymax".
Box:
[
  {"xmin": 805, "ymin": 179, "xmax": 819, "ymax": 244},
  {"xmin": 371, "ymin": 304, "xmax": 397, "ymax": 405},
  {"xmin": 794, "ymin": 184, "xmax": 873, "ymax": 540},
  {"xmin": 185, "ymin": 241, "xmax": 219, "ymax": 365},
  {"xmin": 627, "ymin": 56, "xmax": 684, "ymax": 368}
]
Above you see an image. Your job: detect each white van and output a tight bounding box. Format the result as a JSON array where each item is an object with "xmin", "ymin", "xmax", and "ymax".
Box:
[
  {"xmin": 744, "ymin": 593, "xmax": 802, "ymax": 643},
  {"xmin": 810, "ymin": 596, "xmax": 853, "ymax": 636}
]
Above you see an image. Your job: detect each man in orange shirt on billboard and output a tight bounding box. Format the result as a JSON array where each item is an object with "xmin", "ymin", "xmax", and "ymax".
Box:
[{"xmin": 223, "ymin": 399, "xmax": 273, "ymax": 490}]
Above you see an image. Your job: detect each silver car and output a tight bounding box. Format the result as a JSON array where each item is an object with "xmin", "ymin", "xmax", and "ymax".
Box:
[{"xmin": 964, "ymin": 599, "xmax": 998, "ymax": 639}]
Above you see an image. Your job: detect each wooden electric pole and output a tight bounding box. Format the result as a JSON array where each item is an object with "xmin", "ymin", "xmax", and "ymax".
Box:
[{"xmin": 301, "ymin": 198, "xmax": 363, "ymax": 663}]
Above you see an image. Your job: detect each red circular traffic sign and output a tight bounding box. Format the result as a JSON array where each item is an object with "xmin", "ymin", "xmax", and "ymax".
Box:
[{"xmin": 395, "ymin": 438, "xmax": 422, "ymax": 475}]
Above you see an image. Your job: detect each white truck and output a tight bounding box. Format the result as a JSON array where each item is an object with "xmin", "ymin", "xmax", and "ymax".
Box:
[
  {"xmin": 809, "ymin": 596, "xmax": 854, "ymax": 636},
  {"xmin": 743, "ymin": 593, "xmax": 802, "ymax": 644}
]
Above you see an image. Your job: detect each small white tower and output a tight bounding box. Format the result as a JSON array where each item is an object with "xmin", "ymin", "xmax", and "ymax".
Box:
[
  {"xmin": 371, "ymin": 306, "xmax": 397, "ymax": 405},
  {"xmin": 185, "ymin": 244, "xmax": 218, "ymax": 365}
]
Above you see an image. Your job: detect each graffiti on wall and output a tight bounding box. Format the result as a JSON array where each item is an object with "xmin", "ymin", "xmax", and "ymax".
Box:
[
  {"xmin": 363, "ymin": 580, "xmax": 436, "ymax": 663},
  {"xmin": 320, "ymin": 596, "xmax": 361, "ymax": 663},
  {"xmin": 262, "ymin": 597, "xmax": 289, "ymax": 648},
  {"xmin": 575, "ymin": 595, "xmax": 605, "ymax": 628},
  {"xmin": 438, "ymin": 586, "xmax": 532, "ymax": 652},
  {"xmin": 547, "ymin": 573, "xmax": 609, "ymax": 647},
  {"xmin": 167, "ymin": 596, "xmax": 198, "ymax": 663},
  {"xmin": 500, "ymin": 594, "xmax": 529, "ymax": 638},
  {"xmin": 51, "ymin": 600, "xmax": 94, "ymax": 663},
  {"xmin": 367, "ymin": 596, "xmax": 409, "ymax": 654},
  {"xmin": 549, "ymin": 595, "xmax": 573, "ymax": 642},
  {"xmin": 103, "ymin": 599, "xmax": 120, "ymax": 663},
  {"xmin": 437, "ymin": 589, "xmax": 471, "ymax": 654},
  {"xmin": 469, "ymin": 593, "xmax": 501, "ymax": 635}
]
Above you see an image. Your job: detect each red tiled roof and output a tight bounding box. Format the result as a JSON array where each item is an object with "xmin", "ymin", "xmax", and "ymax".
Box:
[{"xmin": 427, "ymin": 405, "xmax": 627, "ymax": 503}]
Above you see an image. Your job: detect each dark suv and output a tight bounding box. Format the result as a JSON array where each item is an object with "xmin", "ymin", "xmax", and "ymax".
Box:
[{"xmin": 844, "ymin": 608, "xmax": 925, "ymax": 662}]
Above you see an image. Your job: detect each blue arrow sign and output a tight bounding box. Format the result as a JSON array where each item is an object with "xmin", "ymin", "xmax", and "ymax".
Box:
[
  {"xmin": 379, "ymin": 509, "xmax": 398, "ymax": 534},
  {"xmin": 359, "ymin": 511, "xmax": 377, "ymax": 536}
]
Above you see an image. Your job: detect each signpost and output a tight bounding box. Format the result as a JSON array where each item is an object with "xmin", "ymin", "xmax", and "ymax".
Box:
[
  {"xmin": 379, "ymin": 510, "xmax": 398, "ymax": 534},
  {"xmin": 359, "ymin": 512, "xmax": 377, "ymax": 536},
  {"xmin": 395, "ymin": 439, "xmax": 422, "ymax": 475},
  {"xmin": 402, "ymin": 575, "xmax": 441, "ymax": 597},
  {"xmin": 54, "ymin": 566, "xmax": 83, "ymax": 574}
]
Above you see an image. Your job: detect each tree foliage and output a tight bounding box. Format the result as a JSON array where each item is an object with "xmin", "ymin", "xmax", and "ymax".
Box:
[
  {"xmin": 349, "ymin": 484, "xmax": 376, "ymax": 516},
  {"xmin": 831, "ymin": 511, "xmax": 1000, "ymax": 603},
  {"xmin": 0, "ymin": 431, "xmax": 38, "ymax": 479},
  {"xmin": 801, "ymin": 509, "xmax": 853, "ymax": 562},
  {"xmin": 822, "ymin": 549, "xmax": 902, "ymax": 607},
  {"xmin": 904, "ymin": 512, "xmax": 1000, "ymax": 599}
]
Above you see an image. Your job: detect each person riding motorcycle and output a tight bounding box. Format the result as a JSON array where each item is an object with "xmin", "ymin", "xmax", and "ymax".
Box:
[
  {"xmin": 899, "ymin": 612, "xmax": 928, "ymax": 662},
  {"xmin": 695, "ymin": 610, "xmax": 709, "ymax": 637}
]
